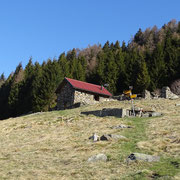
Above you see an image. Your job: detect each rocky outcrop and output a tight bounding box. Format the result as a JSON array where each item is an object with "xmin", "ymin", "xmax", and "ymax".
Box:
[
  {"xmin": 170, "ymin": 79, "xmax": 180, "ymax": 95},
  {"xmin": 89, "ymin": 133, "xmax": 100, "ymax": 142},
  {"xmin": 88, "ymin": 153, "xmax": 107, "ymax": 163},
  {"xmin": 126, "ymin": 153, "xmax": 160, "ymax": 163},
  {"xmin": 110, "ymin": 124, "xmax": 132, "ymax": 129},
  {"xmin": 100, "ymin": 134, "xmax": 127, "ymax": 141},
  {"xmin": 161, "ymin": 86, "xmax": 179, "ymax": 99},
  {"xmin": 142, "ymin": 90, "xmax": 152, "ymax": 99}
]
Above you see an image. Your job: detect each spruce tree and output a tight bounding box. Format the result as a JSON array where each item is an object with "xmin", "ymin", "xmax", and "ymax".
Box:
[
  {"xmin": 58, "ymin": 53, "xmax": 70, "ymax": 77},
  {"xmin": 136, "ymin": 59, "xmax": 150, "ymax": 92},
  {"xmin": 0, "ymin": 73, "xmax": 5, "ymax": 87}
]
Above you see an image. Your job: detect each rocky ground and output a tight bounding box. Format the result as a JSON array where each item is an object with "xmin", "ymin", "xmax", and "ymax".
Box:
[{"xmin": 0, "ymin": 98, "xmax": 179, "ymax": 179}]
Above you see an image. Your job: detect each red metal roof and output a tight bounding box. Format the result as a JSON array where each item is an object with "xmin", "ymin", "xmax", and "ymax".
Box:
[{"xmin": 65, "ymin": 77, "xmax": 112, "ymax": 97}]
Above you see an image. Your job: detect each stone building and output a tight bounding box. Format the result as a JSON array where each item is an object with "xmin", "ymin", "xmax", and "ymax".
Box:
[{"xmin": 55, "ymin": 77, "xmax": 112, "ymax": 110}]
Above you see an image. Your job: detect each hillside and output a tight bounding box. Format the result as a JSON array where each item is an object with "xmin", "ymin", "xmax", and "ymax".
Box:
[
  {"xmin": 0, "ymin": 19, "xmax": 180, "ymax": 120},
  {"xmin": 0, "ymin": 99, "xmax": 180, "ymax": 179}
]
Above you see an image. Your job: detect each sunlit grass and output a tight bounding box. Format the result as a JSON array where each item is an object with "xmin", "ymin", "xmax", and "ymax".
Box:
[{"xmin": 0, "ymin": 99, "xmax": 179, "ymax": 179}]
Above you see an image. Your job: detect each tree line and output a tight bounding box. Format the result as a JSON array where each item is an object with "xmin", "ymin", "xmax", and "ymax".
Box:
[{"xmin": 0, "ymin": 20, "xmax": 179, "ymax": 119}]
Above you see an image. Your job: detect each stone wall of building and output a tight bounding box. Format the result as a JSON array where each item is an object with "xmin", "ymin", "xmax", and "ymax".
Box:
[
  {"xmin": 57, "ymin": 82, "xmax": 111, "ymax": 110},
  {"xmin": 74, "ymin": 91, "xmax": 98, "ymax": 105},
  {"xmin": 57, "ymin": 83, "xmax": 75, "ymax": 110}
]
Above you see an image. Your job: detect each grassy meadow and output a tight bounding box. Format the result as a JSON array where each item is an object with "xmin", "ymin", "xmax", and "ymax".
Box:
[{"xmin": 0, "ymin": 99, "xmax": 180, "ymax": 179}]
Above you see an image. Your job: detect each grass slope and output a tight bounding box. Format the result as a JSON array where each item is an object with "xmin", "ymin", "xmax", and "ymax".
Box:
[{"xmin": 0, "ymin": 99, "xmax": 180, "ymax": 179}]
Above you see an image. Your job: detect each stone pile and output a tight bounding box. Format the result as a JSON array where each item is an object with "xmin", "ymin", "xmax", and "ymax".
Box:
[
  {"xmin": 143, "ymin": 86, "xmax": 179, "ymax": 100},
  {"xmin": 143, "ymin": 90, "xmax": 152, "ymax": 99},
  {"xmin": 126, "ymin": 153, "xmax": 160, "ymax": 164},
  {"xmin": 161, "ymin": 86, "xmax": 179, "ymax": 99},
  {"xmin": 89, "ymin": 133, "xmax": 100, "ymax": 142},
  {"xmin": 89, "ymin": 133, "xmax": 127, "ymax": 142},
  {"xmin": 88, "ymin": 153, "xmax": 107, "ymax": 163},
  {"xmin": 111, "ymin": 124, "xmax": 132, "ymax": 129}
]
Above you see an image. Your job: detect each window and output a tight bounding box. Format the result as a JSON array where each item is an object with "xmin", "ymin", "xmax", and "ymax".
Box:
[{"xmin": 94, "ymin": 95, "xmax": 99, "ymax": 101}]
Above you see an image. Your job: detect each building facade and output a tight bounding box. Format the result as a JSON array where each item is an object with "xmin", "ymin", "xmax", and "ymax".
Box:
[{"xmin": 56, "ymin": 78, "xmax": 112, "ymax": 110}]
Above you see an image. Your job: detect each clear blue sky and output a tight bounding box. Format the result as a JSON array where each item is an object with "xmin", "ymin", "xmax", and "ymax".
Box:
[{"xmin": 0, "ymin": 0, "xmax": 179, "ymax": 77}]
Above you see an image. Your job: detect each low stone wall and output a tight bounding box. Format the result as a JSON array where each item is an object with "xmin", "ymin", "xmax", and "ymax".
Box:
[{"xmin": 81, "ymin": 108, "xmax": 129, "ymax": 118}]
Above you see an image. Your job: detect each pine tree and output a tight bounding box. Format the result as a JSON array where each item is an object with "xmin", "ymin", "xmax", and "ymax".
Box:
[
  {"xmin": 18, "ymin": 58, "xmax": 35, "ymax": 114},
  {"xmin": 31, "ymin": 62, "xmax": 43, "ymax": 112},
  {"xmin": 0, "ymin": 73, "xmax": 13, "ymax": 119},
  {"xmin": 8, "ymin": 63, "xmax": 24, "ymax": 116},
  {"xmin": 115, "ymin": 48, "xmax": 126, "ymax": 93},
  {"xmin": 149, "ymin": 43, "xmax": 166, "ymax": 89},
  {"xmin": 33, "ymin": 59, "xmax": 63, "ymax": 111},
  {"xmin": 96, "ymin": 51, "xmax": 106, "ymax": 85},
  {"xmin": 0, "ymin": 73, "xmax": 5, "ymax": 87},
  {"xmin": 105, "ymin": 51, "xmax": 118, "ymax": 93},
  {"xmin": 58, "ymin": 53, "xmax": 70, "ymax": 77},
  {"xmin": 136, "ymin": 59, "xmax": 150, "ymax": 93},
  {"xmin": 164, "ymin": 30, "xmax": 178, "ymax": 83}
]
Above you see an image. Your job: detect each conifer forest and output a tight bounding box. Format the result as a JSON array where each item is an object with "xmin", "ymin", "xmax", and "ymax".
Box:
[{"xmin": 0, "ymin": 20, "xmax": 179, "ymax": 119}]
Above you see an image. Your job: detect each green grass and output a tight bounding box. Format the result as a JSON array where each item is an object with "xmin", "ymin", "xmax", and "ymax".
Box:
[
  {"xmin": 109, "ymin": 116, "xmax": 180, "ymax": 179},
  {"xmin": 0, "ymin": 99, "xmax": 180, "ymax": 179}
]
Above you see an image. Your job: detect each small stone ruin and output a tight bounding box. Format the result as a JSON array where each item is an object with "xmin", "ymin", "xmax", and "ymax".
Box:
[
  {"xmin": 143, "ymin": 86, "xmax": 179, "ymax": 100},
  {"xmin": 82, "ymin": 108, "xmax": 162, "ymax": 118},
  {"xmin": 161, "ymin": 86, "xmax": 179, "ymax": 99}
]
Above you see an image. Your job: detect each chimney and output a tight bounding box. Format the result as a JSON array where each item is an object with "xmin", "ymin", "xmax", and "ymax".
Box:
[{"xmin": 101, "ymin": 85, "xmax": 103, "ymax": 90}]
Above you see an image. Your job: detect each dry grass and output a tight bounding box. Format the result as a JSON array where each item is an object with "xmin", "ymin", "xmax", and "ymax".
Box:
[
  {"xmin": 0, "ymin": 99, "xmax": 179, "ymax": 179},
  {"xmin": 136, "ymin": 99, "xmax": 180, "ymax": 157}
]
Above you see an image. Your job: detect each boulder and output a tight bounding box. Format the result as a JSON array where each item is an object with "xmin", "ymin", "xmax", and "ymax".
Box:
[
  {"xmin": 143, "ymin": 90, "xmax": 152, "ymax": 99},
  {"xmin": 111, "ymin": 124, "xmax": 132, "ymax": 129},
  {"xmin": 88, "ymin": 153, "xmax": 107, "ymax": 163},
  {"xmin": 89, "ymin": 133, "xmax": 100, "ymax": 142},
  {"xmin": 127, "ymin": 153, "xmax": 160, "ymax": 163},
  {"xmin": 142, "ymin": 113, "xmax": 150, "ymax": 117},
  {"xmin": 151, "ymin": 89, "xmax": 161, "ymax": 98},
  {"xmin": 161, "ymin": 86, "xmax": 179, "ymax": 99},
  {"xmin": 150, "ymin": 112, "xmax": 162, "ymax": 117},
  {"xmin": 170, "ymin": 79, "xmax": 180, "ymax": 95},
  {"xmin": 110, "ymin": 134, "xmax": 127, "ymax": 140},
  {"xmin": 100, "ymin": 134, "xmax": 127, "ymax": 141},
  {"xmin": 100, "ymin": 134, "xmax": 112, "ymax": 141}
]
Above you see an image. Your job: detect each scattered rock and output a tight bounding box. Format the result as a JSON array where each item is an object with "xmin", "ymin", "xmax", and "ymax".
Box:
[
  {"xmin": 151, "ymin": 89, "xmax": 161, "ymax": 98},
  {"xmin": 111, "ymin": 124, "xmax": 132, "ymax": 129},
  {"xmin": 143, "ymin": 90, "xmax": 152, "ymax": 99},
  {"xmin": 89, "ymin": 133, "xmax": 100, "ymax": 142},
  {"xmin": 150, "ymin": 112, "xmax": 162, "ymax": 117},
  {"xmin": 175, "ymin": 104, "xmax": 180, "ymax": 106},
  {"xmin": 100, "ymin": 134, "xmax": 127, "ymax": 141},
  {"xmin": 127, "ymin": 153, "xmax": 160, "ymax": 163},
  {"xmin": 142, "ymin": 113, "xmax": 150, "ymax": 117},
  {"xmin": 110, "ymin": 134, "xmax": 127, "ymax": 140},
  {"xmin": 141, "ymin": 111, "xmax": 162, "ymax": 117},
  {"xmin": 88, "ymin": 153, "xmax": 107, "ymax": 163},
  {"xmin": 170, "ymin": 95, "xmax": 179, "ymax": 100},
  {"xmin": 171, "ymin": 161, "xmax": 179, "ymax": 168},
  {"xmin": 100, "ymin": 134, "xmax": 112, "ymax": 141},
  {"xmin": 161, "ymin": 86, "xmax": 179, "ymax": 99},
  {"xmin": 170, "ymin": 79, "xmax": 180, "ymax": 95}
]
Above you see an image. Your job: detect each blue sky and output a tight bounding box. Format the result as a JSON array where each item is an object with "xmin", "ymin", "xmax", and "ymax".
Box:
[{"xmin": 0, "ymin": 0, "xmax": 179, "ymax": 77}]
